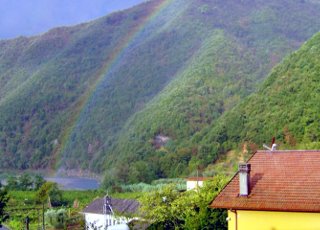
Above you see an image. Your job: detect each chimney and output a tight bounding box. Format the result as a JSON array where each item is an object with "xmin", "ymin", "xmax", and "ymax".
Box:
[{"xmin": 239, "ymin": 163, "xmax": 251, "ymax": 196}]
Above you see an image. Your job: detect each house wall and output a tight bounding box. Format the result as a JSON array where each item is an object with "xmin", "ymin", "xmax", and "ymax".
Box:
[
  {"xmin": 186, "ymin": 180, "xmax": 204, "ymax": 190},
  {"xmin": 85, "ymin": 213, "xmax": 107, "ymax": 229},
  {"xmin": 228, "ymin": 210, "xmax": 320, "ymax": 230},
  {"xmin": 84, "ymin": 213, "xmax": 128, "ymax": 229}
]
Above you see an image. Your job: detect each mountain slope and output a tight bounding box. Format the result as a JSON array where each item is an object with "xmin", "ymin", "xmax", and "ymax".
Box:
[
  {"xmin": 106, "ymin": 30, "xmax": 260, "ymax": 182},
  {"xmin": 0, "ymin": 0, "xmax": 320, "ymax": 180},
  {"xmin": 200, "ymin": 32, "xmax": 320, "ymax": 153},
  {"xmin": 102, "ymin": 0, "xmax": 320, "ymax": 184},
  {"xmin": 0, "ymin": 0, "xmax": 209, "ymax": 170}
]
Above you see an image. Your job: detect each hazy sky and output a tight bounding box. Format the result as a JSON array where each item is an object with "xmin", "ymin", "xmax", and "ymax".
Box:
[{"xmin": 0, "ymin": 0, "xmax": 146, "ymax": 39}]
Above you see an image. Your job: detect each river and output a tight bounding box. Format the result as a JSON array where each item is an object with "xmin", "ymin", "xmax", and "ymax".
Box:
[{"xmin": 45, "ymin": 177, "xmax": 100, "ymax": 190}]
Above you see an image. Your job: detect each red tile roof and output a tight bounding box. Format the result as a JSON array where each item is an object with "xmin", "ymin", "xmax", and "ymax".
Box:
[{"xmin": 210, "ymin": 150, "xmax": 320, "ymax": 212}]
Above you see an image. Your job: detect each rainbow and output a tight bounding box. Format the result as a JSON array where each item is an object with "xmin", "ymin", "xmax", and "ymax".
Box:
[{"xmin": 51, "ymin": 0, "xmax": 174, "ymax": 171}]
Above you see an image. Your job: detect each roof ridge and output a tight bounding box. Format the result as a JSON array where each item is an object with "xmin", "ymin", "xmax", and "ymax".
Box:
[{"xmin": 257, "ymin": 150, "xmax": 320, "ymax": 153}]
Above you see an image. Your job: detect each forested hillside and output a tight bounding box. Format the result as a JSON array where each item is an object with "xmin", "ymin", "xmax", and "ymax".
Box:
[
  {"xmin": 102, "ymin": 0, "xmax": 320, "ymax": 184},
  {"xmin": 107, "ymin": 31, "xmax": 320, "ymax": 184},
  {"xmin": 199, "ymin": 32, "xmax": 320, "ymax": 156},
  {"xmin": 0, "ymin": 0, "xmax": 320, "ymax": 183}
]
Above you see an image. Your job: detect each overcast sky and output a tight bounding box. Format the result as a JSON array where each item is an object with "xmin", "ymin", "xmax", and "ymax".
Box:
[{"xmin": 0, "ymin": 0, "xmax": 146, "ymax": 39}]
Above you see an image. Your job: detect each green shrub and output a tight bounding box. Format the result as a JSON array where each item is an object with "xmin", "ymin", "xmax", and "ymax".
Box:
[{"xmin": 45, "ymin": 208, "xmax": 67, "ymax": 229}]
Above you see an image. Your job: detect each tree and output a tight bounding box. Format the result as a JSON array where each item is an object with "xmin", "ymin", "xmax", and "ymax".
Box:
[
  {"xmin": 139, "ymin": 175, "xmax": 228, "ymax": 229},
  {"xmin": 5, "ymin": 176, "xmax": 19, "ymax": 190},
  {"xmin": 139, "ymin": 184, "xmax": 182, "ymax": 229},
  {"xmin": 48, "ymin": 183, "xmax": 63, "ymax": 206},
  {"xmin": 0, "ymin": 187, "xmax": 9, "ymax": 227},
  {"xmin": 18, "ymin": 173, "xmax": 33, "ymax": 191},
  {"xmin": 33, "ymin": 174, "xmax": 46, "ymax": 190},
  {"xmin": 36, "ymin": 182, "xmax": 62, "ymax": 206},
  {"xmin": 5, "ymin": 174, "xmax": 47, "ymax": 191},
  {"xmin": 36, "ymin": 182, "xmax": 63, "ymax": 229},
  {"xmin": 45, "ymin": 208, "xmax": 67, "ymax": 229},
  {"xmin": 176, "ymin": 175, "xmax": 228, "ymax": 229}
]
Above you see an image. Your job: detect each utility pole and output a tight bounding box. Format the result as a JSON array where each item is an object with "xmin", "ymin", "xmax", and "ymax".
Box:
[
  {"xmin": 25, "ymin": 216, "xmax": 30, "ymax": 230},
  {"xmin": 37, "ymin": 209, "xmax": 41, "ymax": 230},
  {"xmin": 42, "ymin": 202, "xmax": 45, "ymax": 230},
  {"xmin": 197, "ymin": 165, "xmax": 200, "ymax": 191}
]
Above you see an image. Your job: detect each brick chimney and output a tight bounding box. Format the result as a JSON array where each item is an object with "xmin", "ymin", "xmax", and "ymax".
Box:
[{"xmin": 239, "ymin": 163, "xmax": 251, "ymax": 196}]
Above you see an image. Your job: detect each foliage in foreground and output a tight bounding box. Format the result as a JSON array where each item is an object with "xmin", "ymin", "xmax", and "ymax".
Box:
[
  {"xmin": 45, "ymin": 208, "xmax": 68, "ymax": 229},
  {"xmin": 0, "ymin": 186, "xmax": 9, "ymax": 227},
  {"xmin": 139, "ymin": 175, "xmax": 228, "ymax": 230}
]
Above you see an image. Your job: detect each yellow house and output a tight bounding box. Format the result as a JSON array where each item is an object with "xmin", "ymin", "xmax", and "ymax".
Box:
[{"xmin": 210, "ymin": 150, "xmax": 320, "ymax": 230}]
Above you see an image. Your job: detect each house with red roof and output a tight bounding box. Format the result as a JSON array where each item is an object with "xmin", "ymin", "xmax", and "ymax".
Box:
[{"xmin": 210, "ymin": 150, "xmax": 320, "ymax": 230}]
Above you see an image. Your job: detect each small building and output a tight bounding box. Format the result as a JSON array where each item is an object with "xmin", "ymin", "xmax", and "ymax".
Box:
[
  {"xmin": 83, "ymin": 196, "xmax": 139, "ymax": 230},
  {"xmin": 186, "ymin": 177, "xmax": 211, "ymax": 191},
  {"xmin": 210, "ymin": 150, "xmax": 320, "ymax": 230}
]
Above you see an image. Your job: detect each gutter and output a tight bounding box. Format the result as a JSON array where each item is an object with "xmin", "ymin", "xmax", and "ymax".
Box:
[{"xmin": 230, "ymin": 209, "xmax": 238, "ymax": 230}]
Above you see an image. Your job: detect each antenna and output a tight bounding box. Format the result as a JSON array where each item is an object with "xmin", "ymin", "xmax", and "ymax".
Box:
[
  {"xmin": 263, "ymin": 137, "xmax": 277, "ymax": 151},
  {"xmin": 263, "ymin": 144, "xmax": 272, "ymax": 151}
]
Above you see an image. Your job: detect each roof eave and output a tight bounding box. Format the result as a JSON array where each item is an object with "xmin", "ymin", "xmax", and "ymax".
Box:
[{"xmin": 209, "ymin": 205, "xmax": 320, "ymax": 213}]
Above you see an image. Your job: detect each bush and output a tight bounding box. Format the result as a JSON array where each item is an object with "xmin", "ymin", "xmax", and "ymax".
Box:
[{"xmin": 45, "ymin": 208, "xmax": 67, "ymax": 229}]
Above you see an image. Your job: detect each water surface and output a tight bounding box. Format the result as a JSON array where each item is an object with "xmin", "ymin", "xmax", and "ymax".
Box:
[{"xmin": 45, "ymin": 177, "xmax": 100, "ymax": 190}]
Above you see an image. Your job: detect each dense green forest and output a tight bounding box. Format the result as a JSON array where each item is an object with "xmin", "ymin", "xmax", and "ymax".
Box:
[
  {"xmin": 199, "ymin": 32, "xmax": 320, "ymax": 155},
  {"xmin": 109, "ymin": 30, "xmax": 320, "ymax": 185},
  {"xmin": 0, "ymin": 0, "xmax": 320, "ymax": 184}
]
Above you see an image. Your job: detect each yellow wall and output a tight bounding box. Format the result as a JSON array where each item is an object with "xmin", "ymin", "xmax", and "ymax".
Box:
[{"xmin": 228, "ymin": 210, "xmax": 320, "ymax": 230}]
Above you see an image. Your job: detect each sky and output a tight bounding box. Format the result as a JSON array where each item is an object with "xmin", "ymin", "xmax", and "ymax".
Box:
[{"xmin": 0, "ymin": 0, "xmax": 146, "ymax": 39}]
